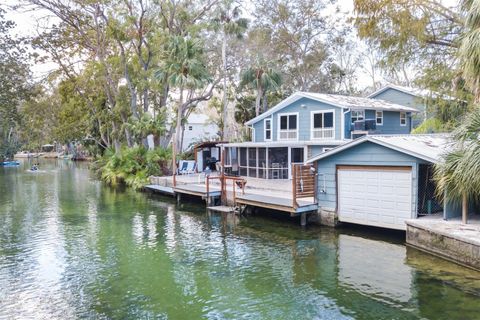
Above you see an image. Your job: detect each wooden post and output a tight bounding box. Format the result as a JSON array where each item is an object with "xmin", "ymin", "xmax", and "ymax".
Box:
[
  {"xmin": 314, "ymin": 162, "xmax": 318, "ymax": 203},
  {"xmin": 462, "ymin": 193, "xmax": 468, "ymax": 224},
  {"xmin": 292, "ymin": 163, "xmax": 297, "ymax": 209},
  {"xmin": 172, "ymin": 140, "xmax": 177, "ymax": 187},
  {"xmin": 221, "ymin": 147, "xmax": 226, "ymax": 205},
  {"xmin": 206, "ymin": 176, "xmax": 210, "ymax": 205},
  {"xmin": 301, "ymin": 212, "xmax": 307, "ymax": 226},
  {"xmin": 233, "ymin": 179, "xmax": 236, "ymax": 206}
]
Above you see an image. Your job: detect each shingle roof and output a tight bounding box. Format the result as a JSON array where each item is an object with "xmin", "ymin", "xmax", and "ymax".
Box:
[
  {"xmin": 245, "ymin": 92, "xmax": 419, "ymax": 125},
  {"xmin": 367, "ymin": 84, "xmax": 457, "ymax": 101},
  {"xmin": 306, "ymin": 134, "xmax": 451, "ymax": 164}
]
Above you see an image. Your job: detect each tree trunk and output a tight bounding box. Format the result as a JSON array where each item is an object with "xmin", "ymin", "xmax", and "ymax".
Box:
[
  {"xmin": 262, "ymin": 91, "xmax": 268, "ymax": 113},
  {"xmin": 221, "ymin": 31, "xmax": 228, "ymax": 139},
  {"xmin": 255, "ymin": 85, "xmax": 263, "ymax": 117},
  {"xmin": 175, "ymin": 88, "xmax": 185, "ymax": 153},
  {"xmin": 462, "ymin": 193, "xmax": 468, "ymax": 224},
  {"xmin": 112, "ymin": 122, "xmax": 121, "ymax": 154}
]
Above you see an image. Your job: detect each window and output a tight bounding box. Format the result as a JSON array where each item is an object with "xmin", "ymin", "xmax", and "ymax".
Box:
[
  {"xmin": 323, "ymin": 148, "xmax": 333, "ymax": 152},
  {"xmin": 400, "ymin": 112, "xmax": 407, "ymax": 126},
  {"xmin": 264, "ymin": 119, "xmax": 272, "ymax": 141},
  {"xmin": 376, "ymin": 111, "xmax": 383, "ymax": 125},
  {"xmin": 351, "ymin": 110, "xmax": 364, "ymax": 123},
  {"xmin": 312, "ymin": 110, "xmax": 335, "ymax": 139},
  {"xmin": 278, "ymin": 113, "xmax": 298, "ymax": 140},
  {"xmin": 188, "ymin": 126, "xmax": 193, "ymax": 131}
]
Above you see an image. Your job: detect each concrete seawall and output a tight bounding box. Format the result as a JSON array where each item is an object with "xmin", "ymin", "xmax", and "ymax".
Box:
[{"xmin": 406, "ymin": 219, "xmax": 480, "ymax": 271}]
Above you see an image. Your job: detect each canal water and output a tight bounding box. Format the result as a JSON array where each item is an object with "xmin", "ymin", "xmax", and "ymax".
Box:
[{"xmin": 0, "ymin": 160, "xmax": 479, "ymax": 319}]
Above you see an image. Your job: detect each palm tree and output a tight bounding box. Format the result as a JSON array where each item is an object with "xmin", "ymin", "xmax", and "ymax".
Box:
[
  {"xmin": 434, "ymin": 107, "xmax": 480, "ymax": 223},
  {"xmin": 212, "ymin": 1, "xmax": 248, "ymax": 139},
  {"xmin": 460, "ymin": 0, "xmax": 480, "ymax": 102},
  {"xmin": 240, "ymin": 59, "xmax": 282, "ymax": 116},
  {"xmin": 434, "ymin": 1, "xmax": 480, "ymax": 224},
  {"xmin": 155, "ymin": 36, "xmax": 211, "ymax": 151}
]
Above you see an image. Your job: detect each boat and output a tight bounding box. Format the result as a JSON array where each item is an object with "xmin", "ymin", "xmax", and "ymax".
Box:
[
  {"xmin": 14, "ymin": 152, "xmax": 44, "ymax": 158},
  {"xmin": 26, "ymin": 169, "xmax": 46, "ymax": 173},
  {"xmin": 0, "ymin": 161, "xmax": 20, "ymax": 166}
]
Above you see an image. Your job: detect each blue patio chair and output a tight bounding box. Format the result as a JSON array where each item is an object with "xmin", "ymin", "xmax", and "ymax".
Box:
[{"xmin": 178, "ymin": 161, "xmax": 188, "ymax": 175}]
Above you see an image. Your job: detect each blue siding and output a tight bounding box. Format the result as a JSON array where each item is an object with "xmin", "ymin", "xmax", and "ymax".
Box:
[
  {"xmin": 315, "ymin": 142, "xmax": 427, "ymax": 214},
  {"xmin": 251, "ymin": 97, "xmax": 343, "ymax": 142},
  {"xmin": 344, "ymin": 110, "xmax": 412, "ymax": 138},
  {"xmin": 252, "ymin": 119, "xmax": 265, "ymax": 142},
  {"xmin": 309, "ymin": 145, "xmax": 338, "ymax": 158},
  {"xmin": 371, "ymin": 88, "xmax": 426, "ymax": 125},
  {"xmin": 371, "ymin": 88, "xmax": 424, "ymax": 112},
  {"xmin": 250, "ymin": 93, "xmax": 415, "ymax": 143}
]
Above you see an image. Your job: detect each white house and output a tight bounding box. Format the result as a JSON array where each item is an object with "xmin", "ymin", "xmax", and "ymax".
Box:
[{"xmin": 182, "ymin": 113, "xmax": 219, "ymax": 151}]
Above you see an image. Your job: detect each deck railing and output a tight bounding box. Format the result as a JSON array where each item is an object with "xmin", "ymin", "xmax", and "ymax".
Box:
[
  {"xmin": 278, "ymin": 129, "xmax": 298, "ymax": 140},
  {"xmin": 312, "ymin": 128, "xmax": 334, "ymax": 140},
  {"xmin": 292, "ymin": 163, "xmax": 317, "ymax": 209}
]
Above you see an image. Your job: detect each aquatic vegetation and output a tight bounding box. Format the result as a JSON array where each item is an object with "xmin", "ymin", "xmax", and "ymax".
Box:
[{"xmin": 95, "ymin": 146, "xmax": 172, "ymax": 190}]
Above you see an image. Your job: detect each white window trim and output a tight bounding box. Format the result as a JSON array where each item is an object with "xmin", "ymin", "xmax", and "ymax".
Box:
[
  {"xmin": 277, "ymin": 112, "xmax": 299, "ymax": 141},
  {"xmin": 376, "ymin": 110, "xmax": 383, "ymax": 126},
  {"xmin": 310, "ymin": 109, "xmax": 336, "ymax": 140},
  {"xmin": 351, "ymin": 110, "xmax": 365, "ymax": 123},
  {"xmin": 400, "ymin": 112, "xmax": 407, "ymax": 126},
  {"xmin": 264, "ymin": 118, "xmax": 272, "ymax": 141}
]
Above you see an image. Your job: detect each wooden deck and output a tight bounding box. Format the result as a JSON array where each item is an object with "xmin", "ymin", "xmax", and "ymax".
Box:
[
  {"xmin": 207, "ymin": 206, "xmax": 237, "ymax": 213},
  {"xmin": 144, "ymin": 184, "xmax": 175, "ymax": 195},
  {"xmin": 235, "ymin": 194, "xmax": 318, "ymax": 216},
  {"xmin": 173, "ymin": 184, "xmax": 221, "ymax": 198}
]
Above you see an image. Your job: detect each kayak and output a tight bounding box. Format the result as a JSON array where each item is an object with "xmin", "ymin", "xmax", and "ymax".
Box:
[
  {"xmin": 27, "ymin": 169, "xmax": 46, "ymax": 173},
  {"xmin": 1, "ymin": 161, "xmax": 20, "ymax": 166}
]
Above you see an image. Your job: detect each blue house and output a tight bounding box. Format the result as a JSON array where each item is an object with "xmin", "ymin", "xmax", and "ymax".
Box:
[
  {"xmin": 368, "ymin": 84, "xmax": 457, "ymax": 127},
  {"xmin": 305, "ymin": 134, "xmax": 453, "ymax": 230},
  {"xmin": 222, "ymin": 92, "xmax": 419, "ymax": 179}
]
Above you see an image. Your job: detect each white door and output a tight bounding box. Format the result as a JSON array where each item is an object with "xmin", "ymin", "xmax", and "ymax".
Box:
[{"xmin": 337, "ymin": 166, "xmax": 412, "ymax": 230}]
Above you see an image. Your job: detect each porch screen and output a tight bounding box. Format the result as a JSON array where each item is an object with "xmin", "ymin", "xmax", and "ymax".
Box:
[
  {"xmin": 248, "ymin": 148, "xmax": 257, "ymax": 177},
  {"xmin": 239, "ymin": 148, "xmax": 247, "ymax": 176},
  {"xmin": 268, "ymin": 147, "xmax": 288, "ymax": 179}
]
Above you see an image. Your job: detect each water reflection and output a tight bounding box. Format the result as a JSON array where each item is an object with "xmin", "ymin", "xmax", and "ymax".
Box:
[{"xmin": 0, "ymin": 161, "xmax": 479, "ymax": 319}]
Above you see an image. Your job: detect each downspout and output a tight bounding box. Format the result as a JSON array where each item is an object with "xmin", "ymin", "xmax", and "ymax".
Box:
[{"xmin": 343, "ymin": 108, "xmax": 350, "ymax": 140}]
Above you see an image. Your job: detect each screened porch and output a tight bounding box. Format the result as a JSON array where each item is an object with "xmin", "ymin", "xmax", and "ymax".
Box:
[{"xmin": 223, "ymin": 145, "xmax": 305, "ymax": 179}]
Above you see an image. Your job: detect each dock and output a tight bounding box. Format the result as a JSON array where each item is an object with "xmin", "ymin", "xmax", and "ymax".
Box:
[
  {"xmin": 144, "ymin": 184, "xmax": 175, "ymax": 195},
  {"xmin": 235, "ymin": 194, "xmax": 318, "ymax": 216},
  {"xmin": 146, "ymin": 164, "xmax": 319, "ymax": 225},
  {"xmin": 207, "ymin": 206, "xmax": 237, "ymax": 213}
]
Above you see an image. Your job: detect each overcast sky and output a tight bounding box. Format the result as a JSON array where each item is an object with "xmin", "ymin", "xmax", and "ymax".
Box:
[{"xmin": 3, "ymin": 0, "xmax": 460, "ymax": 87}]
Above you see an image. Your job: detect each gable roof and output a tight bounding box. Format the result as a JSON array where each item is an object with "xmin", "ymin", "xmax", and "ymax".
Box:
[
  {"xmin": 245, "ymin": 91, "xmax": 419, "ymax": 126},
  {"xmin": 305, "ymin": 134, "xmax": 451, "ymax": 164},
  {"xmin": 367, "ymin": 84, "xmax": 457, "ymax": 101}
]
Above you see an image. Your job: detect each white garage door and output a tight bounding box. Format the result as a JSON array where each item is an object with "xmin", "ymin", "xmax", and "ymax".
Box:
[{"xmin": 337, "ymin": 166, "xmax": 412, "ymax": 230}]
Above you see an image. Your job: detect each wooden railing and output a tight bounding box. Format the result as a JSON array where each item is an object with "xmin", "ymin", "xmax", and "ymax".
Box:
[
  {"xmin": 292, "ymin": 163, "xmax": 317, "ymax": 209},
  {"xmin": 206, "ymin": 174, "xmax": 246, "ymax": 206}
]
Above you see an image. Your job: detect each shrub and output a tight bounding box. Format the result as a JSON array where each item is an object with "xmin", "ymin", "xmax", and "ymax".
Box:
[{"xmin": 95, "ymin": 146, "xmax": 172, "ymax": 190}]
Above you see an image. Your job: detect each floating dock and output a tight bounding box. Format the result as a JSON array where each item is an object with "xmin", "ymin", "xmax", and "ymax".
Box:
[
  {"xmin": 144, "ymin": 184, "xmax": 175, "ymax": 195},
  {"xmin": 235, "ymin": 194, "xmax": 318, "ymax": 216}
]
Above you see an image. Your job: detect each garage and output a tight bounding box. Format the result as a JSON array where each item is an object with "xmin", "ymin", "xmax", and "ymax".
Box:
[
  {"xmin": 306, "ymin": 135, "xmax": 449, "ymax": 230},
  {"xmin": 337, "ymin": 166, "xmax": 412, "ymax": 230}
]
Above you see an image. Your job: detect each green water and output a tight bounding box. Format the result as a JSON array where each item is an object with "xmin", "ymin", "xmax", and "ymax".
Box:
[{"xmin": 0, "ymin": 160, "xmax": 479, "ymax": 320}]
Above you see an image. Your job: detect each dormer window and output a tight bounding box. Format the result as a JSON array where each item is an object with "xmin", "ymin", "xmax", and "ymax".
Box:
[{"xmin": 351, "ymin": 110, "xmax": 364, "ymax": 123}]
